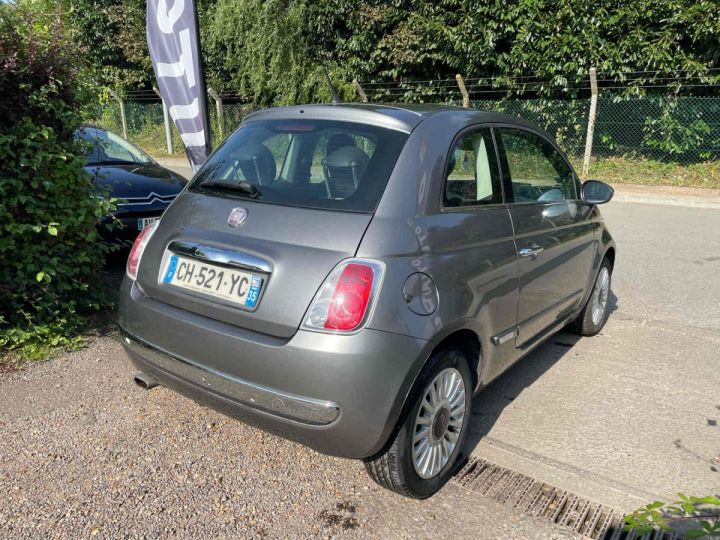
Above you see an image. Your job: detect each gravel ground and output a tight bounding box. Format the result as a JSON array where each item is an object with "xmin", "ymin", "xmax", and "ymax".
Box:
[{"xmin": 0, "ymin": 336, "xmax": 578, "ymax": 539}]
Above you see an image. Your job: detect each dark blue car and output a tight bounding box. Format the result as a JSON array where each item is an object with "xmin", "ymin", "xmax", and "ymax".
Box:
[{"xmin": 78, "ymin": 126, "xmax": 186, "ymax": 246}]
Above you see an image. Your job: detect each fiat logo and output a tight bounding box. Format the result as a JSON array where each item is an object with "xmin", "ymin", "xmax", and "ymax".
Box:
[{"xmin": 227, "ymin": 207, "xmax": 248, "ymax": 228}]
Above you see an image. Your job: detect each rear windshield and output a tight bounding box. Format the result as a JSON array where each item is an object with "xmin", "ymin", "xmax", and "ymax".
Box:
[{"xmin": 189, "ymin": 119, "xmax": 408, "ymax": 213}]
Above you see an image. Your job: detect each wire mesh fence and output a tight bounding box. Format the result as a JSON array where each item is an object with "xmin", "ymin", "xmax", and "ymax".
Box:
[
  {"xmin": 361, "ymin": 77, "xmax": 720, "ymax": 165},
  {"xmin": 97, "ymin": 98, "xmax": 255, "ymax": 156},
  {"xmin": 97, "ymin": 75, "xmax": 720, "ymax": 172},
  {"xmin": 592, "ymin": 95, "xmax": 720, "ymax": 163}
]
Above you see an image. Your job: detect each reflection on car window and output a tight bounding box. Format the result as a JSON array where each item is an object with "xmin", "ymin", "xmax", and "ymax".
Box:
[
  {"xmin": 191, "ymin": 120, "xmax": 407, "ymax": 213},
  {"xmin": 444, "ymin": 128, "xmax": 502, "ymax": 207},
  {"xmin": 78, "ymin": 127, "xmax": 152, "ymax": 165},
  {"xmin": 498, "ymin": 128, "xmax": 576, "ymax": 203},
  {"xmin": 264, "ymin": 133, "xmax": 293, "ymax": 178}
]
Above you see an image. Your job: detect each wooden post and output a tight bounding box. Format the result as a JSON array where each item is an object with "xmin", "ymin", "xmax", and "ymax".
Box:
[
  {"xmin": 207, "ymin": 87, "xmax": 224, "ymax": 140},
  {"xmin": 353, "ymin": 79, "xmax": 368, "ymax": 103},
  {"xmin": 582, "ymin": 68, "xmax": 598, "ymax": 177},
  {"xmin": 153, "ymin": 86, "xmax": 173, "ymax": 155},
  {"xmin": 108, "ymin": 89, "xmax": 128, "ymax": 139},
  {"xmin": 455, "ymin": 74, "xmax": 470, "ymax": 108}
]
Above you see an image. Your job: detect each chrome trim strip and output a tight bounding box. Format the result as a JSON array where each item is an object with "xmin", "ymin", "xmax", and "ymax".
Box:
[
  {"xmin": 117, "ymin": 192, "xmax": 177, "ymax": 206},
  {"xmin": 120, "ymin": 329, "xmax": 340, "ymax": 425},
  {"xmin": 491, "ymin": 327, "xmax": 517, "ymax": 346},
  {"xmin": 168, "ymin": 241, "xmax": 272, "ymax": 274}
]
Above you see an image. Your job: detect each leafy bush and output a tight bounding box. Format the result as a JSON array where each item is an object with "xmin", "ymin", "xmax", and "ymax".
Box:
[
  {"xmin": 644, "ymin": 99, "xmax": 713, "ymax": 160},
  {"xmin": 624, "ymin": 493, "xmax": 720, "ymax": 538},
  {"xmin": 0, "ymin": 3, "xmax": 115, "ymax": 359}
]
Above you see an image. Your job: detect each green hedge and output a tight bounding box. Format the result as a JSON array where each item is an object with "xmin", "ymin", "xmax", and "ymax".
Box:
[{"xmin": 0, "ymin": 4, "xmax": 115, "ymax": 359}]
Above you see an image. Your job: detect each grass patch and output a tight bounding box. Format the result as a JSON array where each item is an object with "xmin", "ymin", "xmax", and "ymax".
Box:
[
  {"xmin": 1, "ymin": 322, "xmax": 86, "ymax": 364},
  {"xmin": 0, "ymin": 309, "xmax": 118, "ymax": 371},
  {"xmin": 131, "ymin": 123, "xmax": 185, "ymax": 158},
  {"xmin": 575, "ymin": 157, "xmax": 720, "ymax": 189}
]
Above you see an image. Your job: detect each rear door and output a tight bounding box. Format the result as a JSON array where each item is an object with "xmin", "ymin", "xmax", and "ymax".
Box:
[
  {"xmin": 135, "ymin": 119, "xmax": 408, "ymax": 338},
  {"xmin": 495, "ymin": 126, "xmax": 595, "ymax": 347}
]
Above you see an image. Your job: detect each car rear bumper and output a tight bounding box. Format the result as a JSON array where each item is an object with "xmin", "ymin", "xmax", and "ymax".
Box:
[
  {"xmin": 121, "ymin": 330, "xmax": 341, "ymax": 425},
  {"xmin": 118, "ymin": 277, "xmax": 429, "ymax": 458}
]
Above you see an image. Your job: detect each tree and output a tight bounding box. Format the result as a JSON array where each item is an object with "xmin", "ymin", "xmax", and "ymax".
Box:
[
  {"xmin": 64, "ymin": 0, "xmax": 720, "ymax": 103},
  {"xmin": 204, "ymin": 0, "xmax": 353, "ymax": 105},
  {"xmin": 66, "ymin": 0, "xmax": 152, "ymax": 89}
]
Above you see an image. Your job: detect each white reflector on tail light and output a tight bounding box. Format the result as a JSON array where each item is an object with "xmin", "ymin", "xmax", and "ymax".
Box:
[
  {"xmin": 303, "ymin": 259, "xmax": 385, "ymax": 333},
  {"xmin": 126, "ymin": 220, "xmax": 159, "ymax": 280}
]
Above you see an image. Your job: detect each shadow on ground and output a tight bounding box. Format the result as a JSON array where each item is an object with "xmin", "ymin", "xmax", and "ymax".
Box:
[{"xmin": 461, "ymin": 290, "xmax": 618, "ymax": 457}]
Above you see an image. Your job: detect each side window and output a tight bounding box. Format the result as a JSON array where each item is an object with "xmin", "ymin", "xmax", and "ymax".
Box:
[
  {"xmin": 497, "ymin": 128, "xmax": 576, "ymax": 203},
  {"xmin": 444, "ymin": 128, "xmax": 502, "ymax": 207}
]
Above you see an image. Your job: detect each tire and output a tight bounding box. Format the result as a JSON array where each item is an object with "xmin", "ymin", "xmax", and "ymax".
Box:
[
  {"xmin": 570, "ymin": 257, "xmax": 613, "ymax": 336},
  {"xmin": 363, "ymin": 347, "xmax": 472, "ymax": 499}
]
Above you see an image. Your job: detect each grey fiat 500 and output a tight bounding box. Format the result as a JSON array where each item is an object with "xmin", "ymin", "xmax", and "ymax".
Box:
[{"xmin": 119, "ymin": 104, "xmax": 615, "ymax": 498}]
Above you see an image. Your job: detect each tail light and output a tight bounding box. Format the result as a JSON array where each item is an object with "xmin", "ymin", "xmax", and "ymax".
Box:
[
  {"xmin": 126, "ymin": 221, "xmax": 159, "ymax": 280},
  {"xmin": 303, "ymin": 259, "xmax": 384, "ymax": 332}
]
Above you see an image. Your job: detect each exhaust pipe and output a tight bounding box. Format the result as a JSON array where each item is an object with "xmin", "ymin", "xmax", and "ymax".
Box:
[{"xmin": 134, "ymin": 372, "xmax": 159, "ymax": 390}]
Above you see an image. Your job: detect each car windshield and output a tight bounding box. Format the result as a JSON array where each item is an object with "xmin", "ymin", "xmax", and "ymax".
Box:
[
  {"xmin": 190, "ymin": 119, "xmax": 408, "ymax": 213},
  {"xmin": 78, "ymin": 127, "xmax": 153, "ymax": 166}
]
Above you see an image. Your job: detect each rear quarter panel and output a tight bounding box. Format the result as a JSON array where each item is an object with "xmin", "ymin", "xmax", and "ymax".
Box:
[{"xmin": 358, "ymin": 112, "xmax": 520, "ymax": 386}]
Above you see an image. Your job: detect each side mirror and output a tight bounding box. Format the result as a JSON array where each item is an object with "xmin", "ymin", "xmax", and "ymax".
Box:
[{"xmin": 581, "ymin": 180, "xmax": 614, "ymax": 205}]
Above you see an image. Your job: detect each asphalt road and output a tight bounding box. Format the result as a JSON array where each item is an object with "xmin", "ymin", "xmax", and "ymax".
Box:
[{"xmin": 1, "ymin": 198, "xmax": 718, "ymax": 538}]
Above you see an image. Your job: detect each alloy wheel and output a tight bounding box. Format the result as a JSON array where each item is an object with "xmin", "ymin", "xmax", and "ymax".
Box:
[
  {"xmin": 412, "ymin": 367, "xmax": 466, "ymax": 479},
  {"xmin": 591, "ymin": 266, "xmax": 610, "ymax": 326}
]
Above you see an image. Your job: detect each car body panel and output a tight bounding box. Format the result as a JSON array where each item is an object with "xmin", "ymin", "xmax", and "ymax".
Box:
[
  {"xmin": 119, "ymin": 278, "xmax": 429, "ymax": 458},
  {"xmin": 89, "ymin": 162, "xmax": 186, "ymax": 197},
  {"xmin": 509, "ymin": 202, "xmax": 597, "ymax": 345},
  {"xmin": 135, "ymin": 192, "xmax": 374, "ymax": 338},
  {"xmin": 118, "ymin": 103, "xmax": 616, "ymax": 459},
  {"xmin": 79, "ymin": 126, "xmax": 186, "ymax": 245}
]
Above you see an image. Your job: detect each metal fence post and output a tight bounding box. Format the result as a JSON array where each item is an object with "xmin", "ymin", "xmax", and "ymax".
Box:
[
  {"xmin": 455, "ymin": 74, "xmax": 470, "ymax": 108},
  {"xmin": 582, "ymin": 68, "xmax": 598, "ymax": 177},
  {"xmin": 207, "ymin": 87, "xmax": 224, "ymax": 140},
  {"xmin": 108, "ymin": 89, "xmax": 128, "ymax": 140},
  {"xmin": 353, "ymin": 79, "xmax": 368, "ymax": 103},
  {"xmin": 153, "ymin": 86, "xmax": 173, "ymax": 155}
]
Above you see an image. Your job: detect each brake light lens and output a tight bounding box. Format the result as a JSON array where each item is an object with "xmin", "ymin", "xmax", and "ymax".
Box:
[
  {"xmin": 126, "ymin": 221, "xmax": 159, "ymax": 280},
  {"xmin": 304, "ymin": 259, "xmax": 384, "ymax": 332}
]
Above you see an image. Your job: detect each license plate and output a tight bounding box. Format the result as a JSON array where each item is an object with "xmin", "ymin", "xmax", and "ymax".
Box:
[
  {"xmin": 161, "ymin": 255, "xmax": 263, "ymax": 308},
  {"xmin": 137, "ymin": 217, "xmax": 160, "ymax": 230}
]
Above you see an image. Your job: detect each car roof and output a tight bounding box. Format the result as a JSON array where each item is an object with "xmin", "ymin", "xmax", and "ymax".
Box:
[{"xmin": 243, "ymin": 103, "xmax": 540, "ymax": 134}]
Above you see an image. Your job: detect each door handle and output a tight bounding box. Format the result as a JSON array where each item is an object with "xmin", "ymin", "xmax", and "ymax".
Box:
[{"xmin": 519, "ymin": 244, "xmax": 543, "ymax": 258}]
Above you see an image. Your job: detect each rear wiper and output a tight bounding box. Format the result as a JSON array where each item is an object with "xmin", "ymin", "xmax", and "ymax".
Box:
[{"xmin": 199, "ymin": 181, "xmax": 262, "ymax": 199}]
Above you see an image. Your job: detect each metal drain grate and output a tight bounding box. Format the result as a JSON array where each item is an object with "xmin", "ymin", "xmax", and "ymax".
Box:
[{"xmin": 453, "ymin": 457, "xmax": 680, "ymax": 540}]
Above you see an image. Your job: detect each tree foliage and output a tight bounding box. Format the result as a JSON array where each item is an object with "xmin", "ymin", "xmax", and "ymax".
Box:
[
  {"xmin": 65, "ymin": 0, "xmax": 152, "ymax": 89},
  {"xmin": 329, "ymin": 0, "xmax": 720, "ymax": 89},
  {"xmin": 65, "ymin": 0, "xmax": 720, "ymax": 103},
  {"xmin": 0, "ymin": 2, "xmax": 115, "ymax": 358},
  {"xmin": 204, "ymin": 0, "xmax": 354, "ymax": 105}
]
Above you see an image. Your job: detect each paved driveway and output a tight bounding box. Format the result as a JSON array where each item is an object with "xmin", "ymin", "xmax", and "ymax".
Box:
[
  {"xmin": 465, "ymin": 202, "xmax": 720, "ymax": 511},
  {"xmin": 1, "ymin": 199, "xmax": 718, "ymax": 538}
]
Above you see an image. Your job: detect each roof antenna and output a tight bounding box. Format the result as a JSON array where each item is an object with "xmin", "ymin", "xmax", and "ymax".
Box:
[{"xmin": 323, "ymin": 67, "xmax": 342, "ymax": 104}]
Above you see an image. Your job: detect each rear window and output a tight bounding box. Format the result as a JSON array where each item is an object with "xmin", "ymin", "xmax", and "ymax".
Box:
[{"xmin": 190, "ymin": 119, "xmax": 408, "ymax": 212}]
